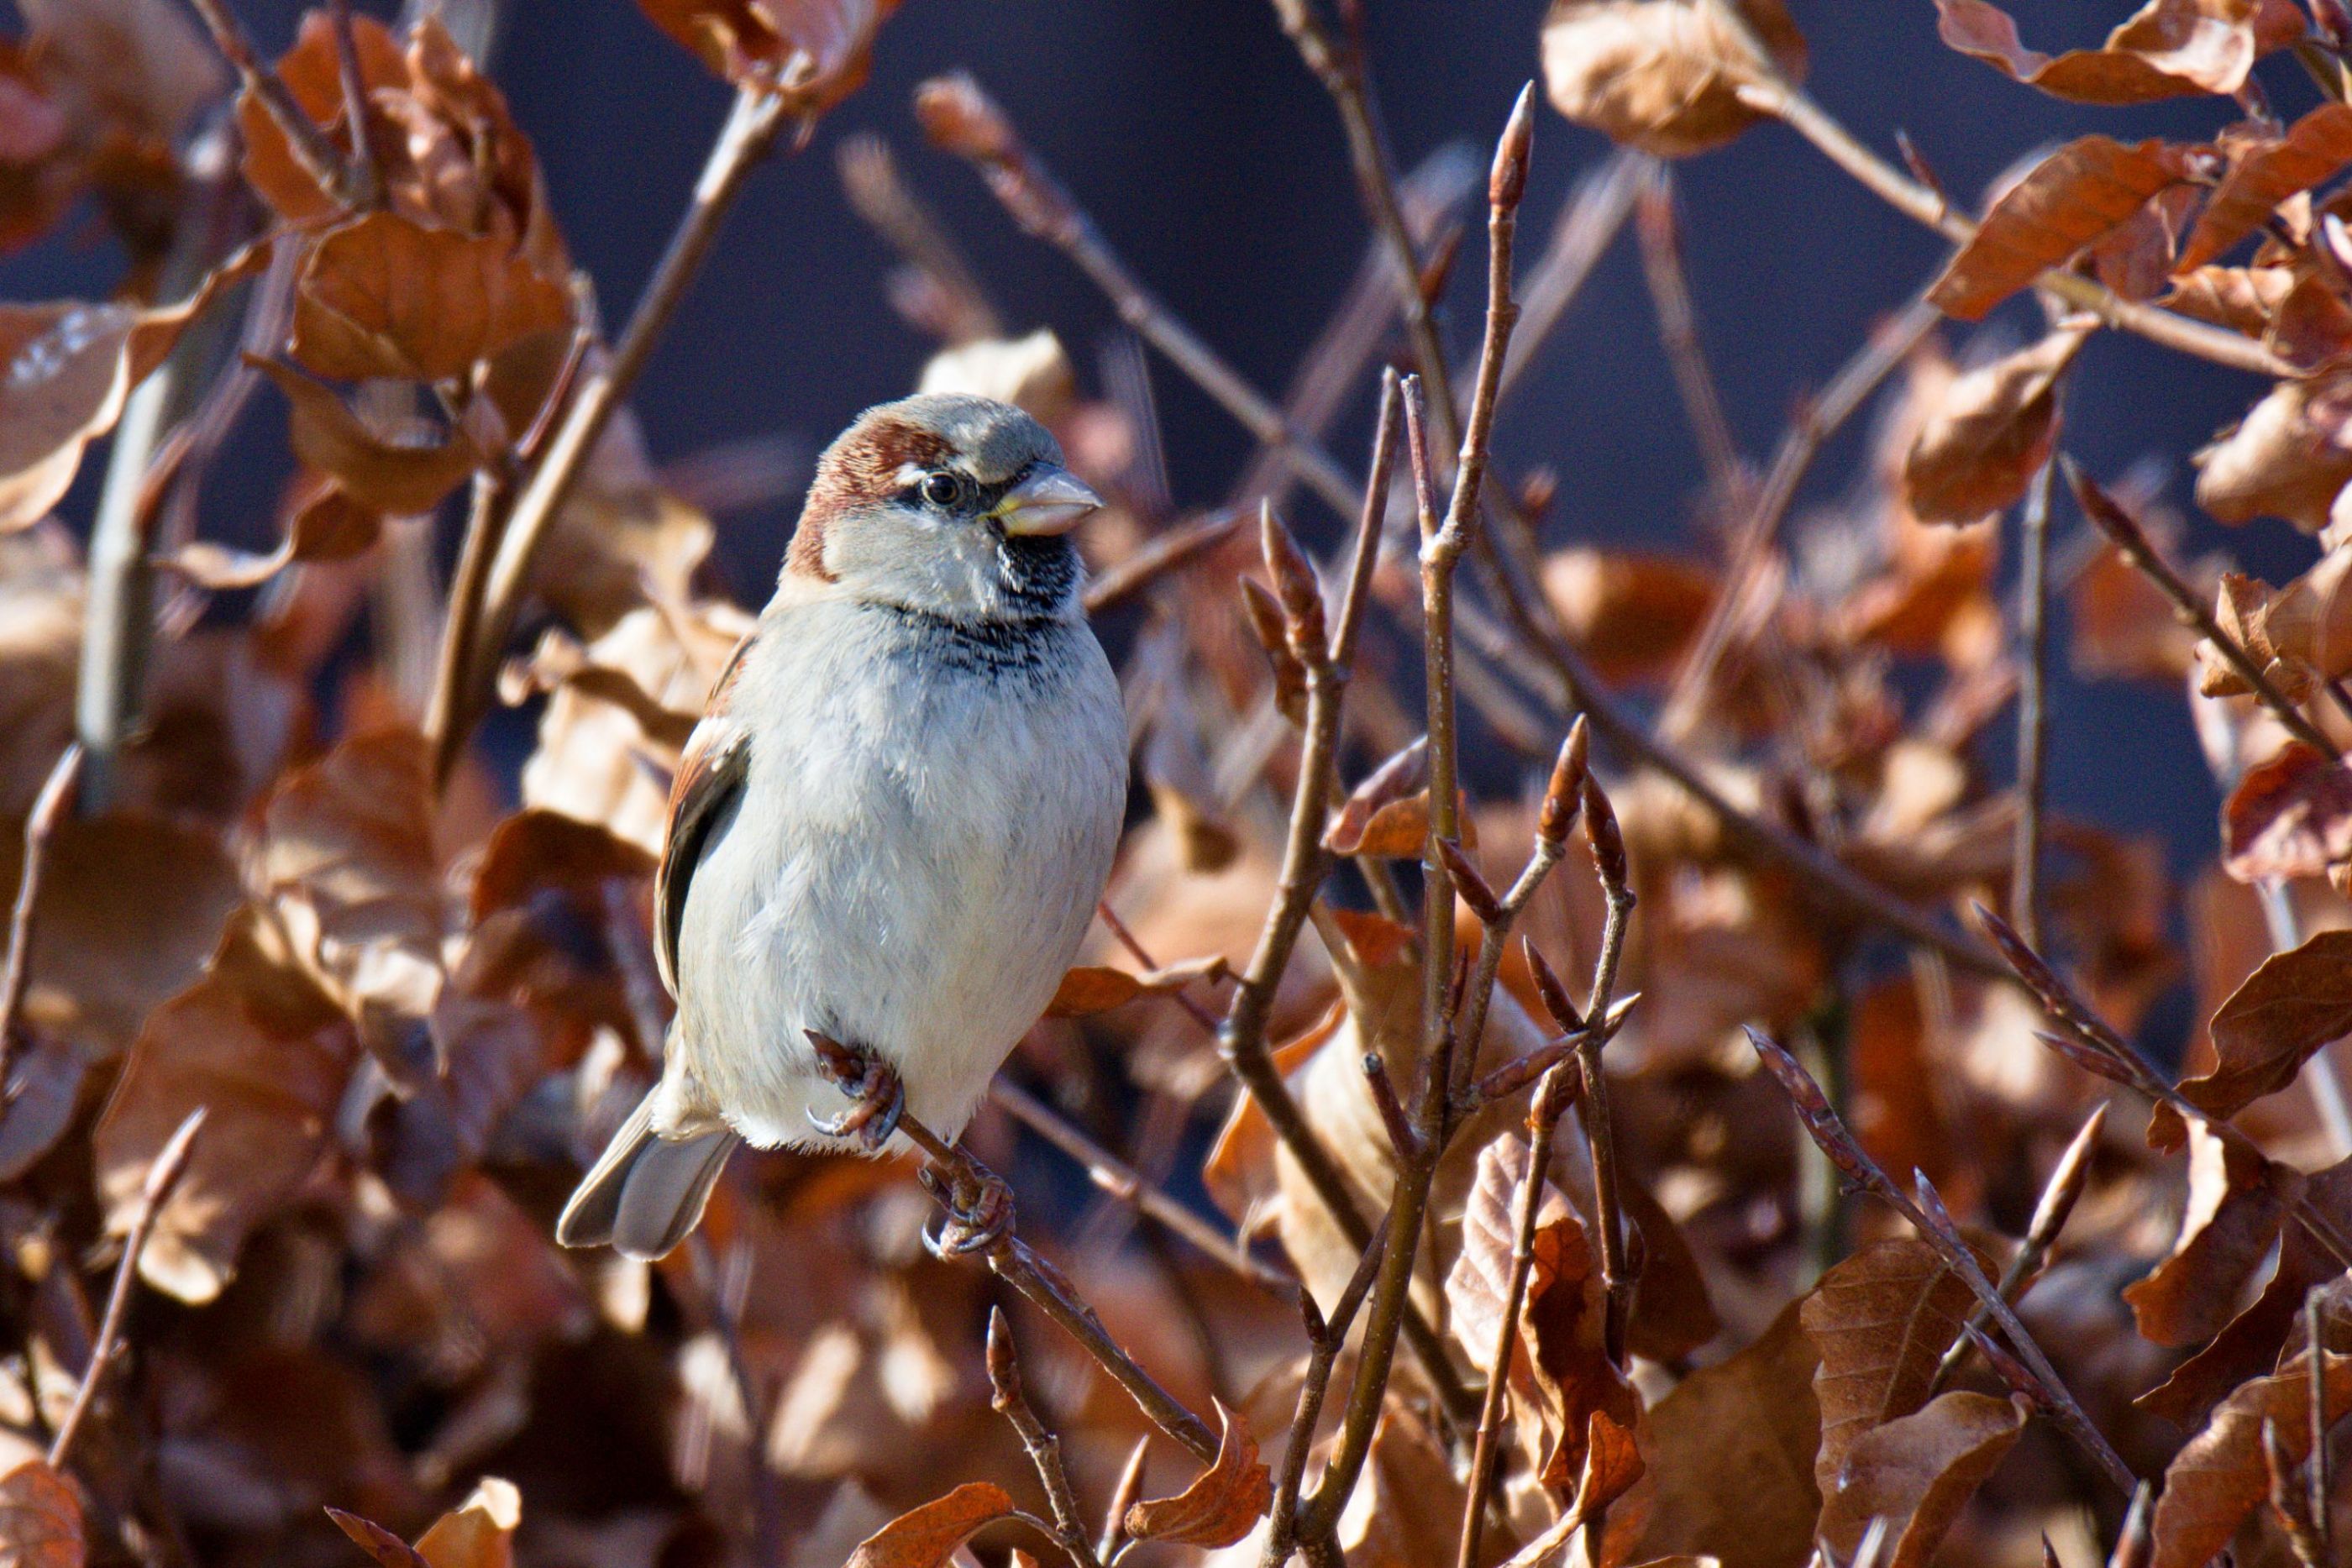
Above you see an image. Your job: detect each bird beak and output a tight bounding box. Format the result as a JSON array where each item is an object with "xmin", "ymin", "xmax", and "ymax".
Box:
[{"xmin": 991, "ymin": 465, "xmax": 1103, "ymax": 536}]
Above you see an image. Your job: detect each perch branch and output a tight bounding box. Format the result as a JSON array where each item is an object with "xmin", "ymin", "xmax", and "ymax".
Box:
[{"xmin": 0, "ymin": 744, "xmax": 82, "ymax": 1097}]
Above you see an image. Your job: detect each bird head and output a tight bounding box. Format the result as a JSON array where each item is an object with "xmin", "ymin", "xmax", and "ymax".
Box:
[{"xmin": 784, "ymin": 393, "xmax": 1102, "ymax": 621}]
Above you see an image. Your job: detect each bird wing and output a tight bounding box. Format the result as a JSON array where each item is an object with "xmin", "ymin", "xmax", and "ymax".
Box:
[{"xmin": 652, "ymin": 631, "xmax": 755, "ymax": 998}]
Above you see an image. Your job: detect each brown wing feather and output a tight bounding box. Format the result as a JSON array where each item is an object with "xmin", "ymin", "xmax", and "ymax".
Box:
[{"xmin": 653, "ymin": 633, "xmax": 755, "ymax": 997}]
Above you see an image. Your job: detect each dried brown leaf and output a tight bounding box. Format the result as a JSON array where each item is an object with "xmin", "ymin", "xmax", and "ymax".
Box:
[
  {"xmin": 292, "ymin": 212, "xmax": 570, "ymax": 385},
  {"xmin": 1122, "ymin": 1401, "xmax": 1270, "ymax": 1548},
  {"xmin": 1929, "ymin": 136, "xmax": 2193, "ymax": 321},
  {"xmin": 635, "ymin": 0, "xmax": 904, "ymax": 112},
  {"xmin": 1936, "ymin": 0, "xmax": 2302, "ymax": 104},
  {"xmin": 1801, "ymin": 1237, "xmax": 1978, "ymax": 1496},
  {"xmin": 2195, "ymin": 377, "xmax": 2352, "ymax": 531},
  {"xmin": 0, "ymin": 1457, "xmax": 82, "ymax": 1568},
  {"xmin": 2193, "ymin": 928, "xmax": 2352, "ymax": 1117},
  {"xmin": 2124, "ymin": 1120, "xmax": 2299, "ymax": 1345},
  {"xmin": 1044, "ymin": 955, "xmax": 1224, "ymax": 1018},
  {"xmin": 1538, "ymin": 0, "xmax": 1807, "ymax": 160},
  {"xmin": 1540, "ymin": 547, "xmax": 1717, "ymax": 684},
  {"xmin": 1902, "ymin": 328, "xmax": 2088, "ymax": 523},
  {"xmin": 92, "ymin": 906, "xmax": 358, "ymax": 1302},
  {"xmin": 2222, "ymin": 740, "xmax": 2352, "ymax": 883},
  {"xmin": 2180, "ymin": 103, "xmax": 2352, "ymax": 271},
  {"xmin": 0, "ymin": 244, "xmax": 265, "ymax": 532},
  {"xmin": 1446, "ymin": 1133, "xmax": 1572, "ymax": 1375},
  {"xmin": 843, "ymin": 1482, "xmax": 1019, "ymax": 1568},
  {"xmin": 1816, "ymin": 1391, "xmax": 2029, "ymax": 1568},
  {"xmin": 2166, "ymin": 264, "xmax": 2297, "ymax": 334},
  {"xmin": 1324, "ymin": 738, "xmax": 1427, "ymax": 855},
  {"xmin": 1630, "ymin": 1304, "xmax": 1821, "ymax": 1568},
  {"xmin": 250, "ymin": 358, "xmax": 479, "ymax": 517},
  {"xmin": 414, "ymin": 1477, "xmax": 521, "ymax": 1568},
  {"xmin": 2149, "ymin": 1350, "xmax": 2352, "ymax": 1568}
]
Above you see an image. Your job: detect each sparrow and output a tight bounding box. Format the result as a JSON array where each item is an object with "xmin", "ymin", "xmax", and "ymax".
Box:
[{"xmin": 557, "ymin": 393, "xmax": 1128, "ymax": 1261}]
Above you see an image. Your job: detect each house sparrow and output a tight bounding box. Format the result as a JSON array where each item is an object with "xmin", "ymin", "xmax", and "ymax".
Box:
[{"xmin": 557, "ymin": 393, "xmax": 1127, "ymax": 1261}]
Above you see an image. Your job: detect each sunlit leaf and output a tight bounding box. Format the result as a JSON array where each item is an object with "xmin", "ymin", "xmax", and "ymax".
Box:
[
  {"xmin": 1539, "ymin": 0, "xmax": 1806, "ymax": 159},
  {"xmin": 1929, "ymin": 136, "xmax": 2193, "ymax": 320}
]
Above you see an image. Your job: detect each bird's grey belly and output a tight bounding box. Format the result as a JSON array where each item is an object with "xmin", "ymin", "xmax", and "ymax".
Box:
[{"xmin": 670, "ymin": 642, "xmax": 1120, "ymax": 1148}]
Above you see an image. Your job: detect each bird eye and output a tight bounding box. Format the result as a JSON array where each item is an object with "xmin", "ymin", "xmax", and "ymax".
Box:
[{"xmin": 919, "ymin": 471, "xmax": 963, "ymax": 508}]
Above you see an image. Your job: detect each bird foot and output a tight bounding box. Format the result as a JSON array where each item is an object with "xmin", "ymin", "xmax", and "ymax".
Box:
[
  {"xmin": 805, "ymin": 1031, "xmax": 905, "ymax": 1152},
  {"xmin": 918, "ymin": 1159, "xmax": 1015, "ymax": 1258}
]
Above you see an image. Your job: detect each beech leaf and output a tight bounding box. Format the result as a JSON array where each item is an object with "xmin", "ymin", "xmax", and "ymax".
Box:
[
  {"xmin": 291, "ymin": 212, "xmax": 570, "ymax": 385},
  {"xmin": 251, "ymin": 357, "xmax": 479, "ymax": 517},
  {"xmin": 1540, "ymin": 0, "xmax": 1808, "ymax": 160},
  {"xmin": 2178, "ymin": 102, "xmax": 2352, "ymax": 273},
  {"xmin": 1801, "ymin": 1237, "xmax": 1977, "ymax": 1495},
  {"xmin": 2221, "ymin": 740, "xmax": 2352, "ymax": 883},
  {"xmin": 634, "ymin": 0, "xmax": 904, "ymax": 113},
  {"xmin": 1121, "ymin": 1401, "xmax": 1271, "ymax": 1548},
  {"xmin": 2150, "ymin": 1350, "xmax": 2352, "ymax": 1568},
  {"xmin": 1929, "ymin": 136, "xmax": 2193, "ymax": 321},
  {"xmin": 0, "ymin": 1458, "xmax": 83, "ymax": 1568},
  {"xmin": 843, "ymin": 1481, "xmax": 1020, "ymax": 1568},
  {"xmin": 2193, "ymin": 928, "xmax": 2352, "ymax": 1117},
  {"xmin": 1935, "ymin": 0, "xmax": 2302, "ymax": 105},
  {"xmin": 1902, "ymin": 328, "xmax": 2089, "ymax": 523},
  {"xmin": 1816, "ymin": 1391, "xmax": 2029, "ymax": 1568}
]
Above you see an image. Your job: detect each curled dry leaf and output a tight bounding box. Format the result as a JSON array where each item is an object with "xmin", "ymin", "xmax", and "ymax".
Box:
[
  {"xmin": 1331, "ymin": 1401, "xmax": 1477, "ymax": 1568},
  {"xmin": 0, "ymin": 1456, "xmax": 83, "ymax": 1568},
  {"xmin": 842, "ymin": 1481, "xmax": 1019, "ymax": 1568},
  {"xmin": 1324, "ymin": 737, "xmax": 1427, "ymax": 855},
  {"xmin": 1446, "ymin": 1132, "xmax": 1570, "ymax": 1376},
  {"xmin": 1044, "ymin": 955, "xmax": 1226, "ymax": 1018},
  {"xmin": 92, "ymin": 907, "xmax": 359, "ymax": 1302},
  {"xmin": 2165, "ymin": 263, "xmax": 2297, "ymax": 336},
  {"xmin": 1541, "ymin": 547, "xmax": 1716, "ymax": 684},
  {"xmin": 2123, "ymin": 1121, "xmax": 2299, "ymax": 1346},
  {"xmin": 1121, "ymin": 1400, "xmax": 1270, "ymax": 1548},
  {"xmin": 2177, "ymin": 103, "xmax": 2352, "ymax": 273},
  {"xmin": 412, "ymin": 1476, "xmax": 522, "ymax": 1568},
  {"xmin": 165, "ymin": 478, "xmax": 382, "ymax": 591},
  {"xmin": 291, "ymin": 212, "xmax": 571, "ymax": 385},
  {"xmin": 328, "ymin": 1509, "xmax": 430, "ymax": 1568},
  {"xmin": 2194, "ymin": 376, "xmax": 2352, "ymax": 531},
  {"xmin": 635, "ymin": 0, "xmax": 905, "ymax": 113},
  {"xmin": 2148, "ymin": 1350, "xmax": 2352, "ymax": 1568},
  {"xmin": 1935, "ymin": 0, "xmax": 2302, "ymax": 105},
  {"xmin": 1538, "ymin": 0, "xmax": 1807, "ymax": 160},
  {"xmin": 0, "ymin": 242, "xmax": 267, "ymax": 532},
  {"xmin": 249, "ymin": 358, "xmax": 480, "ymax": 517},
  {"xmin": 2192, "ymin": 928, "xmax": 2352, "ymax": 1118},
  {"xmin": 1902, "ymin": 328, "xmax": 2087, "ymax": 523},
  {"xmin": 1801, "ymin": 1237, "xmax": 1979, "ymax": 1497},
  {"xmin": 2220, "ymin": 740, "xmax": 2352, "ymax": 884},
  {"xmin": 250, "ymin": 729, "xmax": 445, "ymax": 1082},
  {"xmin": 1929, "ymin": 136, "xmax": 2193, "ymax": 321},
  {"xmin": 1815, "ymin": 1391, "xmax": 2028, "ymax": 1568}
]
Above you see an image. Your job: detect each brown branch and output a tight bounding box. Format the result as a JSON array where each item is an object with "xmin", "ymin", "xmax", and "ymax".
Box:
[
  {"xmin": 183, "ymin": 0, "xmax": 354, "ymax": 208},
  {"xmin": 2064, "ymin": 459, "xmax": 2339, "ymax": 759},
  {"xmin": 990, "ymin": 1080, "xmax": 1290, "ymax": 1293},
  {"xmin": 872, "ymin": 1093, "xmax": 1220, "ymax": 1465},
  {"xmin": 460, "ymin": 84, "xmax": 795, "ymax": 757},
  {"xmin": 1929, "ymin": 1100, "xmax": 2103, "ymax": 1395},
  {"xmin": 327, "ymin": 0, "xmax": 381, "ymax": 210},
  {"xmin": 1659, "ymin": 294, "xmax": 1940, "ymax": 740},
  {"xmin": 1634, "ymin": 164, "xmax": 1744, "ymax": 501},
  {"xmin": 1261, "ymin": 1213, "xmax": 1388, "ymax": 1568},
  {"xmin": 2265, "ymin": 1419, "xmax": 2329, "ymax": 1568},
  {"xmin": 2309, "ymin": 1287, "xmax": 2334, "ymax": 1563},
  {"xmin": 0, "ymin": 743, "xmax": 82, "ymax": 1096},
  {"xmin": 1099, "ymin": 1438, "xmax": 1149, "ymax": 1565},
  {"xmin": 986, "ymin": 1307, "xmax": 1101, "ymax": 1568},
  {"xmin": 1719, "ymin": 54, "xmax": 2294, "ymax": 379},
  {"xmin": 1745, "ymin": 1026, "xmax": 2138, "ymax": 1493},
  {"xmin": 920, "ymin": 73, "xmax": 1361, "ymax": 521},
  {"xmin": 836, "ymin": 131, "xmax": 1004, "ymax": 344},
  {"xmin": 1081, "ymin": 510, "xmax": 1247, "ymax": 616},
  {"xmin": 1304, "ymin": 92, "xmax": 1533, "ymax": 1540},
  {"xmin": 50, "ymin": 1108, "xmax": 204, "ymax": 1470},
  {"xmin": 1571, "ymin": 780, "xmax": 1636, "ymax": 1364},
  {"xmin": 1454, "ymin": 1067, "xmax": 1583, "ymax": 1568},
  {"xmin": 2009, "ymin": 454, "xmax": 2060, "ymax": 947}
]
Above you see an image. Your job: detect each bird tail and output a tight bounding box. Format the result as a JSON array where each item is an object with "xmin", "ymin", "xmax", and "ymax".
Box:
[{"xmin": 556, "ymin": 1088, "xmax": 738, "ymax": 1261}]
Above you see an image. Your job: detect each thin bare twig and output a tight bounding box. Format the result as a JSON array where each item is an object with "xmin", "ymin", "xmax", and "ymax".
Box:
[
  {"xmin": 50, "ymin": 1109, "xmax": 204, "ymax": 1470},
  {"xmin": 1745, "ymin": 1025, "xmax": 2138, "ymax": 1493},
  {"xmin": 1261, "ymin": 1214, "xmax": 1388, "ymax": 1568},
  {"xmin": 1658, "ymin": 294, "xmax": 1941, "ymax": 740},
  {"xmin": 2065, "ymin": 460, "xmax": 2339, "ymax": 759},
  {"xmin": 1100, "ymin": 1438, "xmax": 1149, "ymax": 1565},
  {"xmin": 1572, "ymin": 781, "xmax": 1637, "ymax": 1363},
  {"xmin": 920, "ymin": 73, "xmax": 1360, "ymax": 521},
  {"xmin": 986, "ymin": 1307, "xmax": 1101, "ymax": 1568},
  {"xmin": 1081, "ymin": 511, "xmax": 1248, "ymax": 616},
  {"xmin": 1929, "ymin": 1101, "xmax": 2103, "ymax": 1395},
  {"xmin": 183, "ymin": 0, "xmax": 355, "ymax": 208},
  {"xmin": 2310, "ymin": 1286, "xmax": 2334, "ymax": 1563},
  {"xmin": 1634, "ymin": 164, "xmax": 1744, "ymax": 501},
  {"xmin": 0, "ymin": 744, "xmax": 82, "ymax": 1097},
  {"xmin": 327, "ymin": 0, "xmax": 381, "ymax": 210},
  {"xmin": 990, "ymin": 1079, "xmax": 1290, "ymax": 1293},
  {"xmin": 2265, "ymin": 1418, "xmax": 2330, "ymax": 1568},
  {"xmin": 836, "ymin": 131, "xmax": 1003, "ymax": 344},
  {"xmin": 2010, "ymin": 454, "xmax": 2059, "ymax": 947},
  {"xmin": 1305, "ymin": 92, "xmax": 1535, "ymax": 1540}
]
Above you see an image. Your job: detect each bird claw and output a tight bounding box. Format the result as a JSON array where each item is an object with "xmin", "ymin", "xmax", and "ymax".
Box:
[
  {"xmin": 918, "ymin": 1162, "xmax": 1015, "ymax": 1258},
  {"xmin": 804, "ymin": 1032, "xmax": 905, "ymax": 1152}
]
